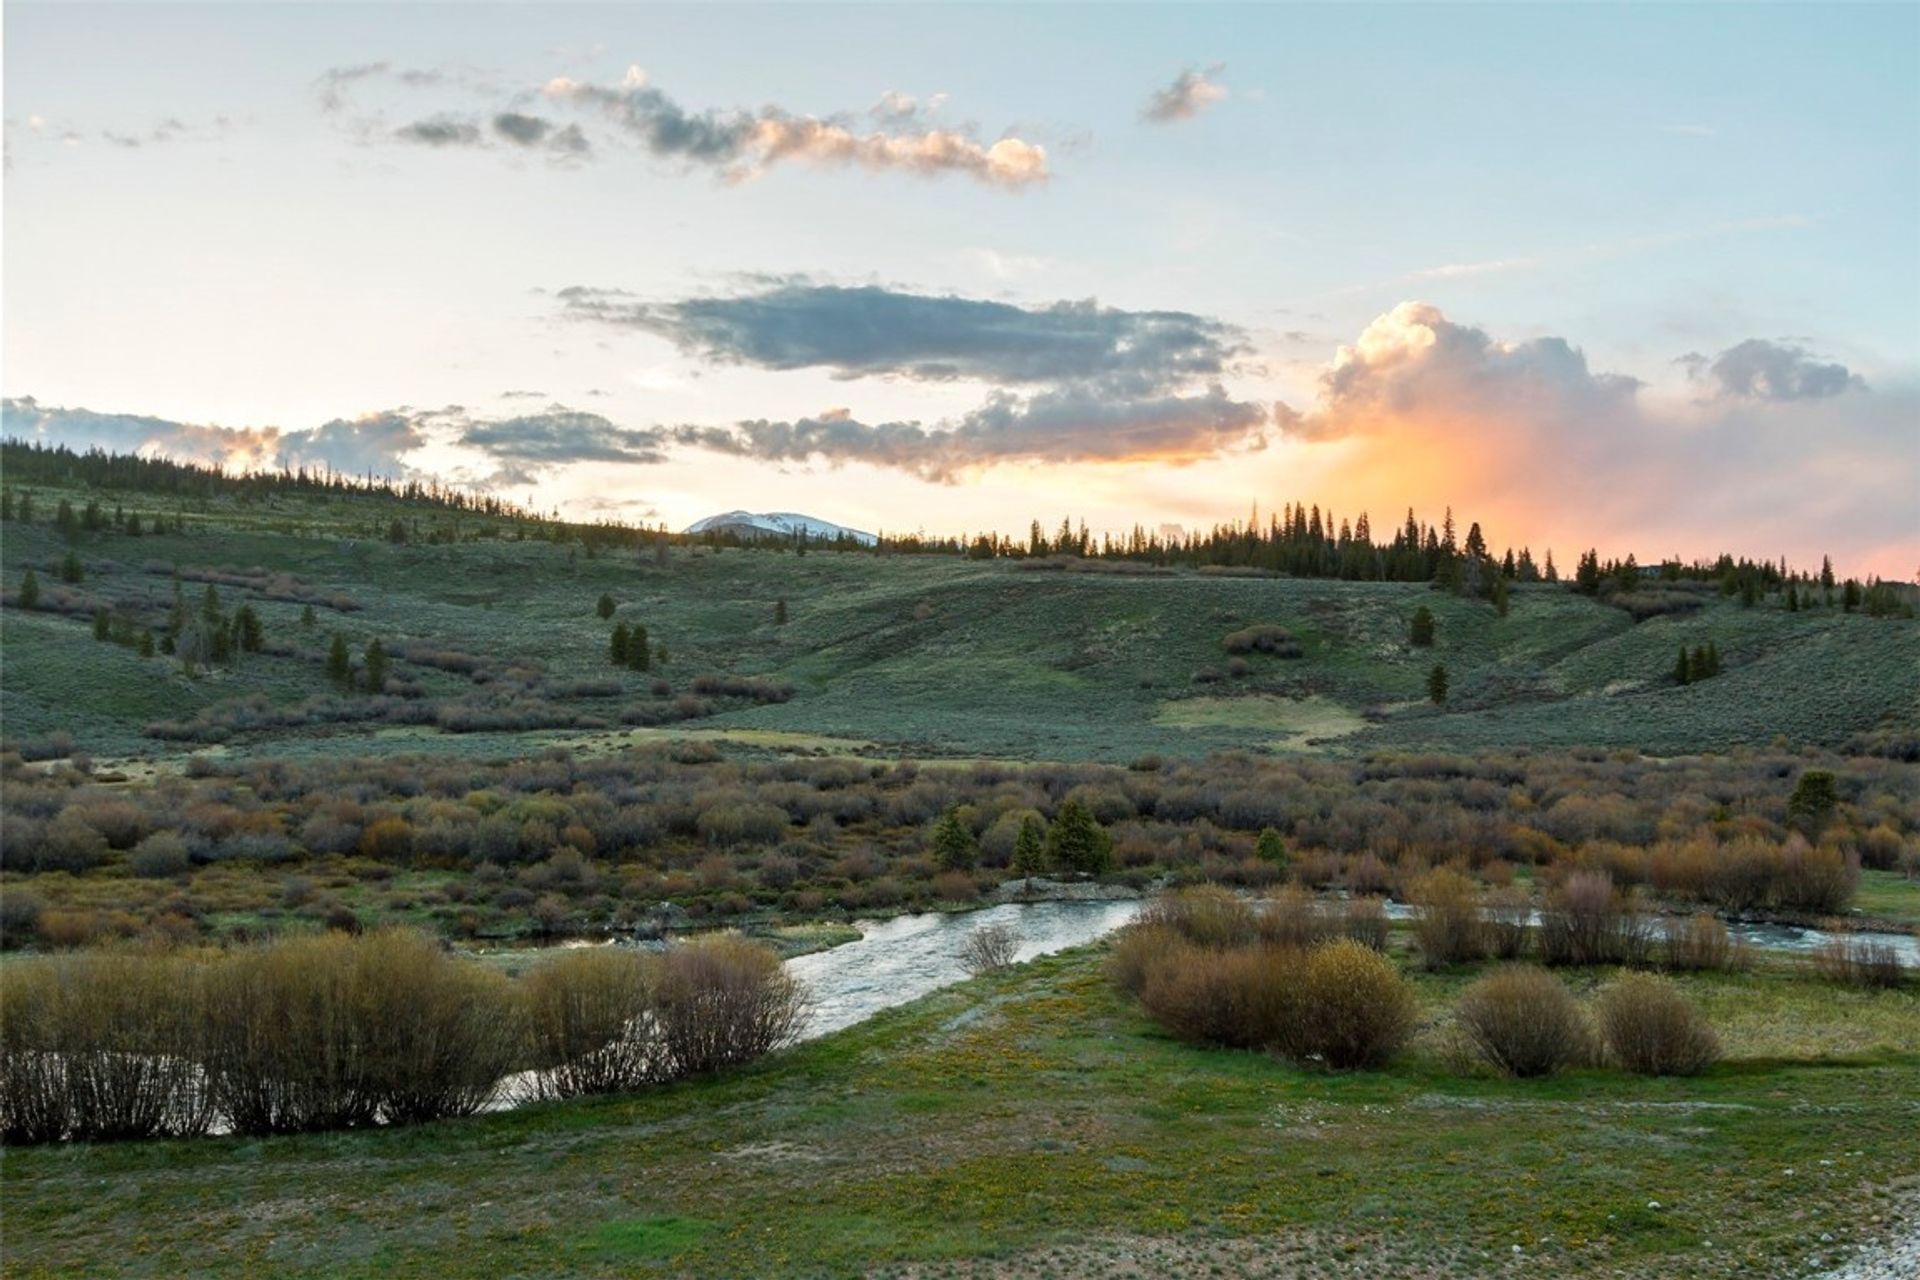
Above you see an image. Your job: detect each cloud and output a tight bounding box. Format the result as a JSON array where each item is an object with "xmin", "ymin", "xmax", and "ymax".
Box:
[
  {"xmin": 0, "ymin": 398, "xmax": 428, "ymax": 477},
  {"xmin": 540, "ymin": 68, "xmax": 1046, "ymax": 187},
  {"xmin": 1269, "ymin": 303, "xmax": 1914, "ymax": 578},
  {"xmin": 395, "ymin": 117, "xmax": 482, "ymax": 147},
  {"xmin": 457, "ymin": 409, "xmax": 668, "ymax": 467},
  {"xmin": 1275, "ymin": 302, "xmax": 1640, "ymax": 442},
  {"xmin": 673, "ymin": 383, "xmax": 1269, "ymax": 482},
  {"xmin": 1686, "ymin": 338, "xmax": 1867, "ymax": 402},
  {"xmin": 559, "ymin": 280, "xmax": 1247, "ymax": 391},
  {"xmin": 1142, "ymin": 65, "xmax": 1228, "ymax": 124},
  {"xmin": 315, "ymin": 63, "xmax": 448, "ymax": 113}
]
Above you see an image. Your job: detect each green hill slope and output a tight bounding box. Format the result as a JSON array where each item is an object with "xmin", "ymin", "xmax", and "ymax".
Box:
[{"xmin": 2, "ymin": 499, "xmax": 1914, "ymax": 763}]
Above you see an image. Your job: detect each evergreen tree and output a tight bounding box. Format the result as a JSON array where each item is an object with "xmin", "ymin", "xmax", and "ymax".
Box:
[
  {"xmin": 1574, "ymin": 549, "xmax": 1601, "ymax": 595},
  {"xmin": 137, "ymin": 630, "xmax": 154, "ymax": 658},
  {"xmin": 1739, "ymin": 576, "xmax": 1758, "ymax": 608},
  {"xmin": 364, "ymin": 639, "xmax": 388, "ymax": 693},
  {"xmin": 1491, "ymin": 575, "xmax": 1511, "ymax": 617},
  {"xmin": 1427, "ymin": 663, "xmax": 1449, "ymax": 705},
  {"xmin": 1543, "ymin": 549, "xmax": 1558, "ymax": 583},
  {"xmin": 93, "ymin": 606, "xmax": 111, "ymax": 641},
  {"xmin": 201, "ymin": 583, "xmax": 222, "ymax": 625},
  {"xmin": 610, "ymin": 623, "xmax": 631, "ymax": 666},
  {"xmin": 387, "ymin": 518, "xmax": 408, "ymax": 544},
  {"xmin": 300, "ymin": 604, "xmax": 316, "ymax": 629},
  {"xmin": 1409, "ymin": 606, "xmax": 1436, "ymax": 647},
  {"xmin": 1842, "ymin": 579, "xmax": 1862, "ymax": 613},
  {"xmin": 596, "ymin": 593, "xmax": 616, "ymax": 620},
  {"xmin": 1786, "ymin": 584, "xmax": 1800, "ymax": 612},
  {"xmin": 1820, "ymin": 555, "xmax": 1835, "ymax": 593},
  {"xmin": 1674, "ymin": 647, "xmax": 1691, "ymax": 685},
  {"xmin": 1704, "ymin": 641, "xmax": 1721, "ymax": 676},
  {"xmin": 0, "ymin": 490, "xmax": 10, "ymax": 521},
  {"xmin": 1011, "ymin": 815, "xmax": 1046, "ymax": 876},
  {"xmin": 930, "ymin": 807, "xmax": 979, "ymax": 871},
  {"xmin": 16, "ymin": 493, "xmax": 30, "ymax": 524},
  {"xmin": 327, "ymin": 633, "xmax": 352, "ymax": 687},
  {"xmin": 59, "ymin": 551, "xmax": 83, "ymax": 584},
  {"xmin": 234, "ymin": 605, "xmax": 264, "ymax": 653},
  {"xmin": 18, "ymin": 569, "xmax": 39, "ymax": 610},
  {"xmin": 628, "ymin": 625, "xmax": 651, "ymax": 671},
  {"xmin": 1044, "ymin": 799, "xmax": 1112, "ymax": 875},
  {"xmin": 55, "ymin": 498, "xmax": 78, "ymax": 540},
  {"xmin": 1787, "ymin": 770, "xmax": 1839, "ymax": 830},
  {"xmin": 1254, "ymin": 827, "xmax": 1288, "ymax": 873},
  {"xmin": 775, "ymin": 598, "xmax": 788, "ymax": 626}
]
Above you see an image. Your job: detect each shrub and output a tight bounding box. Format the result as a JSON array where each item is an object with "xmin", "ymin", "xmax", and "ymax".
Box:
[
  {"xmin": 1811, "ymin": 932, "xmax": 1907, "ymax": 988},
  {"xmin": 1484, "ymin": 886, "xmax": 1532, "ymax": 959},
  {"xmin": 1408, "ymin": 868, "xmax": 1488, "ymax": 968},
  {"xmin": 1138, "ymin": 941, "xmax": 1300, "ymax": 1051},
  {"xmin": 930, "ymin": 869, "xmax": 979, "ymax": 902},
  {"xmin": 1295, "ymin": 940, "xmax": 1416, "ymax": 1069},
  {"xmin": 652, "ymin": 935, "xmax": 807, "ymax": 1077},
  {"xmin": 0, "ymin": 887, "xmax": 45, "ymax": 947},
  {"xmin": 128, "ymin": 832, "xmax": 192, "ymax": 878},
  {"xmin": 1659, "ymin": 913, "xmax": 1745, "ymax": 972},
  {"xmin": 1139, "ymin": 885, "xmax": 1257, "ymax": 949},
  {"xmin": 1105, "ymin": 922, "xmax": 1182, "ymax": 999},
  {"xmin": 1539, "ymin": 871, "xmax": 1650, "ymax": 967},
  {"xmin": 1454, "ymin": 966, "xmax": 1588, "ymax": 1078},
  {"xmin": 1257, "ymin": 886, "xmax": 1333, "ymax": 949},
  {"xmin": 521, "ymin": 947, "xmax": 657, "ymax": 1099},
  {"xmin": 960, "ymin": 922, "xmax": 1019, "ymax": 975},
  {"xmin": 1595, "ymin": 973, "xmax": 1720, "ymax": 1076}
]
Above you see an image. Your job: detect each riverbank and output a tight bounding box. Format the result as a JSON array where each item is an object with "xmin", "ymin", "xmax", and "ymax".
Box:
[{"xmin": 5, "ymin": 936, "xmax": 1916, "ymax": 1279}]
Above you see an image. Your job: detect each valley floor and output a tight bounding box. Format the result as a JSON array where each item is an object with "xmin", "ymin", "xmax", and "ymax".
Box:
[{"xmin": 4, "ymin": 942, "xmax": 1917, "ymax": 1280}]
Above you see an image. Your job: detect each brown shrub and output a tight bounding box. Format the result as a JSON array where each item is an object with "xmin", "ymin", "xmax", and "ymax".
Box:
[
  {"xmin": 1539, "ymin": 871, "xmax": 1651, "ymax": 967},
  {"xmin": 1659, "ymin": 913, "xmax": 1746, "ymax": 972},
  {"xmin": 1256, "ymin": 886, "xmax": 1332, "ymax": 949},
  {"xmin": 1105, "ymin": 922, "xmax": 1183, "ymax": 999},
  {"xmin": 931, "ymin": 869, "xmax": 980, "ymax": 903},
  {"xmin": 1295, "ymin": 940, "xmax": 1416, "ymax": 1070},
  {"xmin": 1408, "ymin": 868, "xmax": 1488, "ymax": 969},
  {"xmin": 1139, "ymin": 885, "xmax": 1258, "ymax": 949},
  {"xmin": 1138, "ymin": 942, "xmax": 1301, "ymax": 1051},
  {"xmin": 1811, "ymin": 931, "xmax": 1907, "ymax": 989},
  {"xmin": 960, "ymin": 922, "xmax": 1020, "ymax": 975},
  {"xmin": 652, "ymin": 935, "xmax": 807, "ymax": 1077},
  {"xmin": 1454, "ymin": 966, "xmax": 1588, "ymax": 1078},
  {"xmin": 1595, "ymin": 973, "xmax": 1720, "ymax": 1076},
  {"xmin": 521, "ymin": 947, "xmax": 658, "ymax": 1099}
]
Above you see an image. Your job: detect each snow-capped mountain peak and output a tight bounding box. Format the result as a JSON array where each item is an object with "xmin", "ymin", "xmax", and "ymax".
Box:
[{"xmin": 682, "ymin": 510, "xmax": 876, "ymax": 545}]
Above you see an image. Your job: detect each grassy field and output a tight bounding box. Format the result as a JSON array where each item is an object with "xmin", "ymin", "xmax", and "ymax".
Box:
[
  {"xmin": 3, "ymin": 939, "xmax": 1916, "ymax": 1279},
  {"xmin": 4, "ymin": 504, "xmax": 1915, "ymax": 763}
]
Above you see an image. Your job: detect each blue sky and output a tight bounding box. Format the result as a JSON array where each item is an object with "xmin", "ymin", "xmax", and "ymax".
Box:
[{"xmin": 5, "ymin": 3, "xmax": 1916, "ymax": 574}]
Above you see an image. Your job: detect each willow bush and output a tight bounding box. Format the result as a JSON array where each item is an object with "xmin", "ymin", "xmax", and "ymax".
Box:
[{"xmin": 521, "ymin": 946, "xmax": 659, "ymax": 1099}]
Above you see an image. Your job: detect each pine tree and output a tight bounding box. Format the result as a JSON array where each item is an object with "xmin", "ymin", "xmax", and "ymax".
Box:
[
  {"xmin": 1427, "ymin": 663, "xmax": 1449, "ymax": 705},
  {"xmin": 234, "ymin": 605, "xmax": 264, "ymax": 653},
  {"xmin": 1704, "ymin": 641, "xmax": 1721, "ymax": 676},
  {"xmin": 201, "ymin": 583, "xmax": 222, "ymax": 625},
  {"xmin": 1574, "ymin": 549, "xmax": 1601, "ymax": 595},
  {"xmin": 59, "ymin": 551, "xmax": 84, "ymax": 584},
  {"xmin": 1491, "ymin": 575, "xmax": 1511, "ymax": 617},
  {"xmin": 18, "ymin": 569, "xmax": 39, "ymax": 610},
  {"xmin": 1786, "ymin": 584, "xmax": 1799, "ymax": 612},
  {"xmin": 596, "ymin": 593, "xmax": 616, "ymax": 620},
  {"xmin": 1842, "ymin": 579, "xmax": 1861, "ymax": 613},
  {"xmin": 774, "ymin": 598, "xmax": 788, "ymax": 626},
  {"xmin": 1409, "ymin": 606, "xmax": 1436, "ymax": 647},
  {"xmin": 300, "ymin": 604, "xmax": 316, "ymax": 629},
  {"xmin": 628, "ymin": 625, "xmax": 651, "ymax": 671},
  {"xmin": 364, "ymin": 639, "xmax": 388, "ymax": 693},
  {"xmin": 1787, "ymin": 770, "xmax": 1838, "ymax": 830},
  {"xmin": 93, "ymin": 607, "xmax": 111, "ymax": 641},
  {"xmin": 610, "ymin": 623, "xmax": 631, "ymax": 666},
  {"xmin": 1011, "ymin": 815, "xmax": 1046, "ymax": 876},
  {"xmin": 55, "ymin": 498, "xmax": 78, "ymax": 540},
  {"xmin": 137, "ymin": 630, "xmax": 154, "ymax": 658},
  {"xmin": 1543, "ymin": 549, "xmax": 1558, "ymax": 583},
  {"xmin": 930, "ymin": 807, "xmax": 978, "ymax": 871},
  {"xmin": 1044, "ymin": 799, "xmax": 1112, "ymax": 875},
  {"xmin": 1255, "ymin": 827, "xmax": 1288, "ymax": 873},
  {"xmin": 327, "ymin": 633, "xmax": 352, "ymax": 687},
  {"xmin": 1674, "ymin": 647, "xmax": 1691, "ymax": 686}
]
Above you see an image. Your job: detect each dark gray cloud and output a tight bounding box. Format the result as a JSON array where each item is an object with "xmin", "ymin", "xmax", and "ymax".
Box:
[
  {"xmin": 395, "ymin": 117, "xmax": 483, "ymax": 147},
  {"xmin": 671, "ymin": 382, "xmax": 1269, "ymax": 482},
  {"xmin": 1690, "ymin": 338, "xmax": 1867, "ymax": 402},
  {"xmin": 458, "ymin": 410, "xmax": 668, "ymax": 467},
  {"xmin": 1142, "ymin": 65, "xmax": 1228, "ymax": 124},
  {"xmin": 560, "ymin": 280, "xmax": 1249, "ymax": 391}
]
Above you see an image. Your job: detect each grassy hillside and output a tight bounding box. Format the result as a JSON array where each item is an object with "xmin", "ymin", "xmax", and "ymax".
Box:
[
  {"xmin": 2, "ymin": 502, "xmax": 1915, "ymax": 763},
  {"xmin": 4, "ymin": 941, "xmax": 1916, "ymax": 1279}
]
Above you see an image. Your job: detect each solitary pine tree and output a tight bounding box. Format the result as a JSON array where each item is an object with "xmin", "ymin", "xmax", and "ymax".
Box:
[
  {"xmin": 610, "ymin": 623, "xmax": 631, "ymax": 666},
  {"xmin": 300, "ymin": 604, "xmax": 316, "ymax": 629},
  {"xmin": 1427, "ymin": 663, "xmax": 1449, "ymax": 705},
  {"xmin": 60, "ymin": 551, "xmax": 84, "ymax": 584},
  {"xmin": 327, "ymin": 633, "xmax": 352, "ymax": 688},
  {"xmin": 1409, "ymin": 606, "xmax": 1436, "ymax": 647},
  {"xmin": 931, "ymin": 807, "xmax": 978, "ymax": 871},
  {"xmin": 1674, "ymin": 647, "xmax": 1691, "ymax": 686},
  {"xmin": 18, "ymin": 569, "xmax": 39, "ymax": 609},
  {"xmin": 1704, "ymin": 641, "xmax": 1721, "ymax": 676},
  {"xmin": 1044, "ymin": 799, "xmax": 1112, "ymax": 875},
  {"xmin": 1787, "ymin": 770, "xmax": 1839, "ymax": 830},
  {"xmin": 137, "ymin": 630, "xmax": 154, "ymax": 658},
  {"xmin": 1842, "ymin": 579, "xmax": 1862, "ymax": 613},
  {"xmin": 1010, "ymin": 815, "xmax": 1046, "ymax": 876},
  {"xmin": 1255, "ymin": 827, "xmax": 1289, "ymax": 873},
  {"xmin": 628, "ymin": 625, "xmax": 651, "ymax": 671},
  {"xmin": 774, "ymin": 598, "xmax": 788, "ymax": 626},
  {"xmin": 364, "ymin": 639, "xmax": 388, "ymax": 693},
  {"xmin": 93, "ymin": 607, "xmax": 111, "ymax": 641},
  {"xmin": 234, "ymin": 605, "xmax": 264, "ymax": 653},
  {"xmin": 596, "ymin": 593, "xmax": 616, "ymax": 620}
]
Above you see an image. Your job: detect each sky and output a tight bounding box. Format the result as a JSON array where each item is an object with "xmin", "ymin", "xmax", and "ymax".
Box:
[{"xmin": 4, "ymin": 2, "xmax": 1917, "ymax": 578}]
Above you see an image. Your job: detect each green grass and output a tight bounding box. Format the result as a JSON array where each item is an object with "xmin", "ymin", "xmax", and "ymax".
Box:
[
  {"xmin": 1854, "ymin": 870, "xmax": 1920, "ymax": 927},
  {"xmin": 4, "ymin": 944, "xmax": 1916, "ymax": 1279}
]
